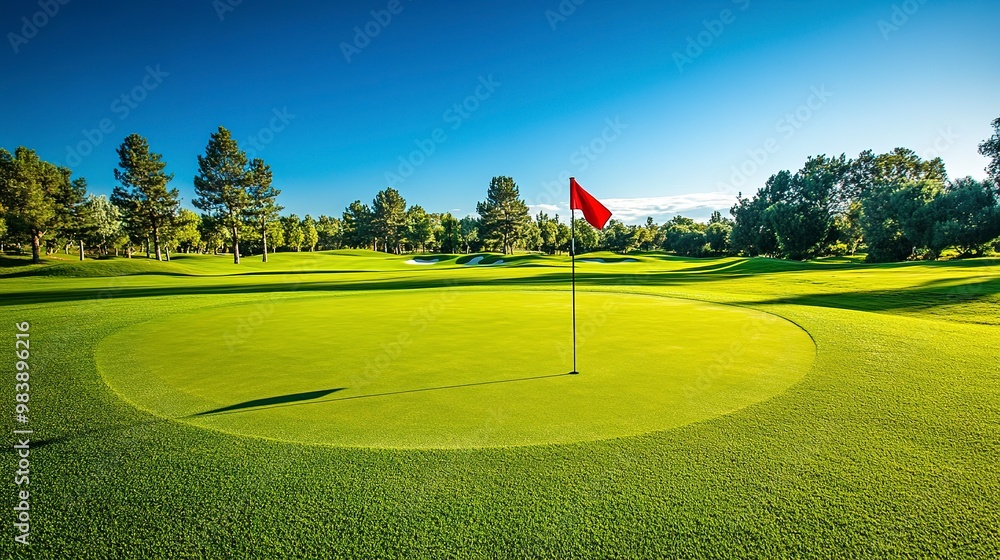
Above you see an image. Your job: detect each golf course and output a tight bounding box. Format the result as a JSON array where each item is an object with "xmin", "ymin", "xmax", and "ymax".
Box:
[{"xmin": 3, "ymin": 251, "xmax": 998, "ymax": 557}]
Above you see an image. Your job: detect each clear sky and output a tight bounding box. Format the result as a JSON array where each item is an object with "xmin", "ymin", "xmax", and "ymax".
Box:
[{"xmin": 2, "ymin": 0, "xmax": 998, "ymax": 223}]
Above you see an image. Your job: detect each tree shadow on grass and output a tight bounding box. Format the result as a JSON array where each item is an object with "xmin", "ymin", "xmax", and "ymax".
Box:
[
  {"xmin": 5, "ymin": 263, "xmax": 1000, "ymax": 316},
  {"xmin": 738, "ymin": 276, "xmax": 1000, "ymax": 314},
  {"xmin": 0, "ymin": 271, "xmax": 708, "ymax": 306}
]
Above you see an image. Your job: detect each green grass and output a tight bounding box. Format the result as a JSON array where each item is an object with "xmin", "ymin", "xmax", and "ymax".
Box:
[
  {"xmin": 96, "ymin": 290, "xmax": 812, "ymax": 448},
  {"xmin": 2, "ymin": 251, "xmax": 999, "ymax": 558}
]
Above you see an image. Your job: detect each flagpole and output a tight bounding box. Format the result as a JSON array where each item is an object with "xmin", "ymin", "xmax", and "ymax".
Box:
[{"xmin": 571, "ymin": 206, "xmax": 578, "ymax": 375}]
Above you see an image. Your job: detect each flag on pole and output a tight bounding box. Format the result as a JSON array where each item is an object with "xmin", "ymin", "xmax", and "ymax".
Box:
[
  {"xmin": 568, "ymin": 178, "xmax": 612, "ymax": 375},
  {"xmin": 570, "ymin": 177, "xmax": 613, "ymax": 230}
]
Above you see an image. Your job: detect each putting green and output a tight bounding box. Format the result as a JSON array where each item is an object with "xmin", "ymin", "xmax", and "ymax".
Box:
[{"xmin": 97, "ymin": 290, "xmax": 815, "ymax": 448}]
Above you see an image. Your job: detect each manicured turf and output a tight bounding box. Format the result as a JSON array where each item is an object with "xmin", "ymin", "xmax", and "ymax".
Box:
[
  {"xmin": 97, "ymin": 290, "xmax": 813, "ymax": 448},
  {"xmin": 2, "ymin": 251, "xmax": 999, "ymax": 558}
]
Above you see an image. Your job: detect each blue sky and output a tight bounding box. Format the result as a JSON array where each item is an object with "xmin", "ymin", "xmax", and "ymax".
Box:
[{"xmin": 2, "ymin": 0, "xmax": 998, "ymax": 223}]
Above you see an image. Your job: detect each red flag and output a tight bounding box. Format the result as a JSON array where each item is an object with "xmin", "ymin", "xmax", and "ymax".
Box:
[{"xmin": 570, "ymin": 177, "xmax": 612, "ymax": 230}]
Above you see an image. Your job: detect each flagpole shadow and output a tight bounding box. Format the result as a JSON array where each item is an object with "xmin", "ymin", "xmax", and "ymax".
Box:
[{"xmin": 190, "ymin": 373, "xmax": 574, "ymax": 417}]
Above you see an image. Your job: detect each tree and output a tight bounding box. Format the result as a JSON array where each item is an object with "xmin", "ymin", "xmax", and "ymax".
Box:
[
  {"xmin": 265, "ymin": 219, "xmax": 285, "ymax": 253},
  {"xmin": 66, "ymin": 186, "xmax": 98, "ymax": 260},
  {"xmin": 772, "ymin": 155, "xmax": 848, "ymax": 259},
  {"xmin": 573, "ymin": 218, "xmax": 601, "ymax": 253},
  {"xmin": 875, "ymin": 148, "xmax": 947, "ymax": 185},
  {"xmin": 193, "ymin": 127, "xmax": 251, "ymax": 264},
  {"xmin": 371, "ymin": 188, "xmax": 407, "ymax": 253},
  {"xmin": 934, "ymin": 178, "xmax": 1000, "ymax": 257},
  {"xmin": 521, "ymin": 220, "xmax": 542, "ymax": 252},
  {"xmin": 535, "ymin": 212, "xmax": 559, "ymax": 254},
  {"xmin": 161, "ymin": 209, "xmax": 201, "ymax": 259},
  {"xmin": 405, "ymin": 205, "xmax": 433, "ymax": 253},
  {"xmin": 198, "ymin": 215, "xmax": 229, "ymax": 255},
  {"xmin": 637, "ymin": 217, "xmax": 663, "ymax": 251},
  {"xmin": 602, "ymin": 220, "xmax": 639, "ymax": 254},
  {"xmin": 729, "ymin": 170, "xmax": 789, "ymax": 257},
  {"xmin": 246, "ymin": 158, "xmax": 282, "ymax": 262},
  {"xmin": 342, "ymin": 201, "xmax": 373, "ymax": 249},
  {"xmin": 673, "ymin": 230, "xmax": 709, "ymax": 257},
  {"xmin": 662, "ymin": 216, "xmax": 707, "ymax": 256},
  {"xmin": 281, "ymin": 214, "xmax": 305, "ymax": 251},
  {"xmin": 438, "ymin": 213, "xmax": 462, "ymax": 253},
  {"xmin": 705, "ymin": 221, "xmax": 732, "ymax": 255},
  {"xmin": 894, "ymin": 180, "xmax": 948, "ymax": 258},
  {"xmin": 980, "ymin": 116, "xmax": 1000, "ymax": 187},
  {"xmin": 73, "ymin": 194, "xmax": 126, "ymax": 258},
  {"xmin": 827, "ymin": 202, "xmax": 864, "ymax": 256},
  {"xmin": 94, "ymin": 195, "xmax": 127, "ymax": 255},
  {"xmin": 0, "ymin": 147, "xmax": 85, "ymax": 263},
  {"xmin": 861, "ymin": 180, "xmax": 947, "ymax": 262},
  {"xmin": 476, "ymin": 176, "xmax": 529, "ymax": 254},
  {"xmin": 555, "ymin": 217, "xmax": 572, "ymax": 253},
  {"xmin": 860, "ymin": 183, "xmax": 911, "ymax": 263},
  {"xmin": 316, "ymin": 215, "xmax": 343, "ymax": 250},
  {"xmin": 302, "ymin": 215, "xmax": 319, "ymax": 251},
  {"xmin": 112, "ymin": 134, "xmax": 179, "ymax": 261},
  {"xmin": 459, "ymin": 216, "xmax": 480, "ymax": 254}
]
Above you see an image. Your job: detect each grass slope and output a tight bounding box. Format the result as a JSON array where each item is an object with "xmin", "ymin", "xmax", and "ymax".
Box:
[{"xmin": 1, "ymin": 252, "xmax": 999, "ymax": 558}]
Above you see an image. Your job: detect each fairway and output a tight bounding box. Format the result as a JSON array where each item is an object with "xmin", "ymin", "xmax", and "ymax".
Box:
[
  {"xmin": 96, "ymin": 290, "xmax": 814, "ymax": 448},
  {"xmin": 3, "ymin": 252, "xmax": 1000, "ymax": 557}
]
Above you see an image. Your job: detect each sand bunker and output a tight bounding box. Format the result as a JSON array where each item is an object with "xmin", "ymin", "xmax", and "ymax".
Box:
[{"xmin": 464, "ymin": 256, "xmax": 505, "ymax": 266}]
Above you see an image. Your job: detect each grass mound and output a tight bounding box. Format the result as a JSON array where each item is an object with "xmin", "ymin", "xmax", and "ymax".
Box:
[{"xmin": 0, "ymin": 256, "xmax": 193, "ymax": 278}]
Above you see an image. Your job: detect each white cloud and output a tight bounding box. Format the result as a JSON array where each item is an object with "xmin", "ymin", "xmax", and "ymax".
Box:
[
  {"xmin": 527, "ymin": 203, "xmax": 561, "ymax": 215},
  {"xmin": 528, "ymin": 193, "xmax": 738, "ymax": 224},
  {"xmin": 603, "ymin": 193, "xmax": 738, "ymax": 223}
]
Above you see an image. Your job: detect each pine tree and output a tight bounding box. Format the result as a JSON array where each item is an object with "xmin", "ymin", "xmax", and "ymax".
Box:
[
  {"xmin": 476, "ymin": 176, "xmax": 529, "ymax": 254},
  {"xmin": 246, "ymin": 158, "xmax": 282, "ymax": 262},
  {"xmin": 193, "ymin": 127, "xmax": 251, "ymax": 264},
  {"xmin": 372, "ymin": 187, "xmax": 407, "ymax": 253},
  {"xmin": 112, "ymin": 134, "xmax": 178, "ymax": 261},
  {"xmin": 342, "ymin": 201, "xmax": 373, "ymax": 249}
]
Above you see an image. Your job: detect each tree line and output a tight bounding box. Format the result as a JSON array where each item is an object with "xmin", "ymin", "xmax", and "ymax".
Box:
[{"xmin": 2, "ymin": 117, "xmax": 999, "ymax": 264}]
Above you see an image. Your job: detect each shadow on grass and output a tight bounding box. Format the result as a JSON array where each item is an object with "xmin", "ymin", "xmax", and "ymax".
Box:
[
  {"xmin": 192, "ymin": 373, "xmax": 573, "ymax": 417},
  {"xmin": 5, "ymin": 263, "xmax": 1000, "ymax": 315},
  {"xmin": 193, "ymin": 388, "xmax": 345, "ymax": 416},
  {"xmin": 1, "ymin": 418, "xmax": 171, "ymax": 453},
  {"xmin": 0, "ymin": 255, "xmax": 38, "ymax": 269},
  {"xmin": 741, "ymin": 276, "xmax": 1000, "ymax": 313}
]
